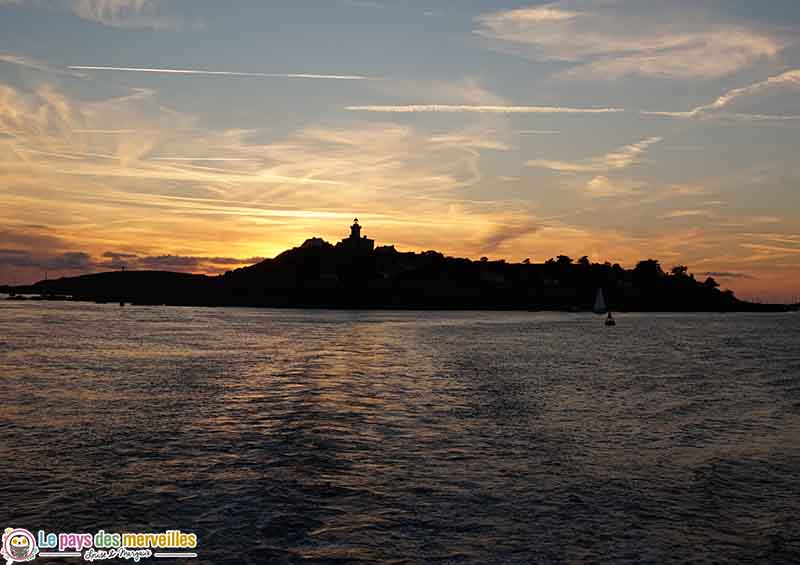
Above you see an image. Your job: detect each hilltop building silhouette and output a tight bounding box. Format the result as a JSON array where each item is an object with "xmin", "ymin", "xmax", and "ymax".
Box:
[
  {"xmin": 2, "ymin": 216, "xmax": 780, "ymax": 312},
  {"xmin": 336, "ymin": 218, "xmax": 374, "ymax": 252}
]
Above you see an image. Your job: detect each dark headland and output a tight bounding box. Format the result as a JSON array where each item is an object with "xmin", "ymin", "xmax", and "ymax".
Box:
[{"xmin": 1, "ymin": 220, "xmax": 792, "ymax": 312}]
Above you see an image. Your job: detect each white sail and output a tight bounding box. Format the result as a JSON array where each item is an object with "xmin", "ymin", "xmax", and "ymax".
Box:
[{"xmin": 593, "ymin": 288, "xmax": 607, "ymax": 314}]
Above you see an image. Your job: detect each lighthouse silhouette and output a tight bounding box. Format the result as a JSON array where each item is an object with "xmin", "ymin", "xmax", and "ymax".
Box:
[{"xmin": 337, "ymin": 218, "xmax": 374, "ymax": 252}]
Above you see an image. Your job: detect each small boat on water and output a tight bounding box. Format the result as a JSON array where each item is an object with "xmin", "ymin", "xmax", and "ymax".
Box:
[
  {"xmin": 593, "ymin": 288, "xmax": 607, "ymax": 314},
  {"xmin": 594, "ymin": 288, "xmax": 617, "ymax": 326}
]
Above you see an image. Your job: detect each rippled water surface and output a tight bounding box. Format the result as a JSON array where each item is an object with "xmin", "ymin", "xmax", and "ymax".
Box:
[{"xmin": 2, "ymin": 301, "xmax": 800, "ymax": 563}]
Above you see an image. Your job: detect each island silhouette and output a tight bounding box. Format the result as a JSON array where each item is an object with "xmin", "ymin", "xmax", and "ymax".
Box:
[{"xmin": 1, "ymin": 220, "xmax": 791, "ymax": 312}]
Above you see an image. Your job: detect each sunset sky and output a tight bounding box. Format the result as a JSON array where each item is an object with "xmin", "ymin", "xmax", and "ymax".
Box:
[{"xmin": 1, "ymin": 0, "xmax": 799, "ymax": 300}]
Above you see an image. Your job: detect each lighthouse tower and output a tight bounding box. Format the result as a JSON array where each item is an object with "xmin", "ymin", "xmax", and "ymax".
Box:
[
  {"xmin": 337, "ymin": 218, "xmax": 374, "ymax": 252},
  {"xmin": 350, "ymin": 218, "xmax": 362, "ymax": 239}
]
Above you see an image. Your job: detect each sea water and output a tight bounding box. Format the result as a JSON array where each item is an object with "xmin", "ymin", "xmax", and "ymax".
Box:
[{"xmin": 1, "ymin": 301, "xmax": 799, "ymax": 563}]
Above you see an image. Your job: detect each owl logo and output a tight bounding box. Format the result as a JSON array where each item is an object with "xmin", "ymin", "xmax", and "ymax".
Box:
[{"xmin": 1, "ymin": 529, "xmax": 38, "ymax": 564}]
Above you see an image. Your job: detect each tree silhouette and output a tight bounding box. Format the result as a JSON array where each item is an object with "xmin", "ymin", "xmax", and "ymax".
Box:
[
  {"xmin": 556, "ymin": 255, "xmax": 573, "ymax": 266},
  {"xmin": 671, "ymin": 265, "xmax": 689, "ymax": 277},
  {"xmin": 634, "ymin": 259, "xmax": 664, "ymax": 279}
]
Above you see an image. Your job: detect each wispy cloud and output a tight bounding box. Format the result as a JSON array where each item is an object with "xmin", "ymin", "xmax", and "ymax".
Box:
[
  {"xmin": 427, "ymin": 133, "xmax": 511, "ymax": 151},
  {"xmin": 342, "ymin": 0, "xmax": 385, "ymax": 9},
  {"xmin": 741, "ymin": 243, "xmax": 800, "ymax": 256},
  {"xmin": 70, "ymin": 65, "xmax": 371, "ymax": 80},
  {"xmin": 0, "ymin": 0, "xmax": 198, "ymax": 30},
  {"xmin": 661, "ymin": 209, "xmax": 716, "ymax": 219},
  {"xmin": 365, "ymin": 77, "xmax": 510, "ymax": 107},
  {"xmin": 527, "ymin": 136, "xmax": 661, "ymax": 172},
  {"xmin": 0, "ymin": 247, "xmax": 266, "ymax": 277},
  {"xmin": 70, "ymin": 0, "xmax": 195, "ymax": 29},
  {"xmin": 73, "ymin": 129, "xmax": 142, "ymax": 134},
  {"xmin": 0, "ymin": 81, "xmax": 348, "ymax": 189},
  {"xmin": 1, "ymin": 79, "xmax": 556, "ymax": 281},
  {"xmin": 643, "ymin": 69, "xmax": 800, "ymax": 121},
  {"xmin": 583, "ymin": 175, "xmax": 640, "ymax": 197},
  {"xmin": 478, "ymin": 218, "xmax": 541, "ymax": 253},
  {"xmin": 0, "ymin": 249, "xmax": 95, "ymax": 272},
  {"xmin": 148, "ymin": 157, "xmax": 261, "ymax": 162},
  {"xmin": 475, "ymin": 1, "xmax": 782, "ymax": 80},
  {"xmin": 701, "ymin": 271, "xmax": 754, "ymax": 280},
  {"xmin": 0, "ymin": 52, "xmax": 85, "ymax": 77},
  {"xmin": 103, "ymin": 252, "xmax": 266, "ymax": 272},
  {"xmin": 346, "ymin": 104, "xmax": 623, "ymax": 114}
]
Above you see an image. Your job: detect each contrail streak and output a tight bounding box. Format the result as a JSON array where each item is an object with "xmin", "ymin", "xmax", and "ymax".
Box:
[
  {"xmin": 69, "ymin": 65, "xmax": 370, "ymax": 80},
  {"xmin": 149, "ymin": 157, "xmax": 260, "ymax": 162},
  {"xmin": 346, "ymin": 104, "xmax": 623, "ymax": 114}
]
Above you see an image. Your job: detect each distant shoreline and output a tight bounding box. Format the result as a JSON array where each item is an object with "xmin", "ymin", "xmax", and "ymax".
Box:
[
  {"xmin": 2, "ymin": 227, "xmax": 796, "ymax": 314},
  {"xmin": 2, "ymin": 292, "xmax": 794, "ymax": 313}
]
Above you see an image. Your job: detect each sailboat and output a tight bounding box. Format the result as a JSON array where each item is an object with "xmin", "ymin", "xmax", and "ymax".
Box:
[
  {"xmin": 593, "ymin": 288, "xmax": 607, "ymax": 314},
  {"xmin": 593, "ymin": 288, "xmax": 616, "ymax": 326}
]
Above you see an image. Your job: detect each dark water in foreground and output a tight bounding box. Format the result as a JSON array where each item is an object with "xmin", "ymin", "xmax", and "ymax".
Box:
[{"xmin": 1, "ymin": 301, "xmax": 799, "ymax": 564}]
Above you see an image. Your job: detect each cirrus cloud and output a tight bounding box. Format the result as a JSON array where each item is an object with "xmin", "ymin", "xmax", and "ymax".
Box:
[
  {"xmin": 0, "ymin": 0, "xmax": 198, "ymax": 30},
  {"xmin": 475, "ymin": 1, "xmax": 783, "ymax": 80},
  {"xmin": 346, "ymin": 104, "xmax": 623, "ymax": 114},
  {"xmin": 527, "ymin": 136, "xmax": 662, "ymax": 173},
  {"xmin": 643, "ymin": 68, "xmax": 800, "ymax": 121}
]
